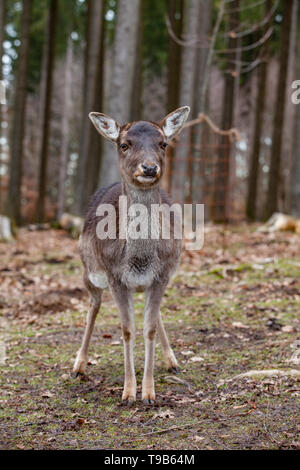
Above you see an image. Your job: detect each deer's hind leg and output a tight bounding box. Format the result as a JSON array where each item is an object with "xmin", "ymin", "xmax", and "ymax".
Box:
[
  {"xmin": 157, "ymin": 312, "xmax": 178, "ymax": 373},
  {"xmin": 73, "ymin": 277, "xmax": 102, "ymax": 377}
]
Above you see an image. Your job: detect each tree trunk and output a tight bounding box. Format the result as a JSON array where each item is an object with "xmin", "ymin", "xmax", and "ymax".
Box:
[
  {"xmin": 99, "ymin": 0, "xmax": 141, "ymax": 187},
  {"xmin": 57, "ymin": 36, "xmax": 73, "ymax": 220},
  {"xmin": 246, "ymin": 0, "xmax": 272, "ymax": 221},
  {"xmin": 0, "ymin": 0, "xmax": 5, "ymax": 81},
  {"xmin": 0, "ymin": 0, "xmax": 6, "ymax": 210},
  {"xmin": 6, "ymin": 0, "xmax": 31, "ymax": 224},
  {"xmin": 75, "ymin": 0, "xmax": 104, "ymax": 215},
  {"xmin": 167, "ymin": 0, "xmax": 184, "ymax": 114},
  {"xmin": 165, "ymin": 0, "xmax": 184, "ymax": 194},
  {"xmin": 281, "ymin": 0, "xmax": 299, "ymax": 213},
  {"xmin": 264, "ymin": 0, "xmax": 294, "ymax": 220},
  {"xmin": 290, "ymin": 10, "xmax": 300, "ymax": 217},
  {"xmin": 190, "ymin": 0, "xmax": 212, "ymax": 204},
  {"xmin": 36, "ymin": 0, "xmax": 58, "ymax": 222},
  {"xmin": 171, "ymin": 0, "xmax": 201, "ymax": 204},
  {"xmin": 212, "ymin": 0, "xmax": 240, "ymax": 223},
  {"xmin": 130, "ymin": 0, "xmax": 143, "ymax": 122},
  {"xmin": 89, "ymin": 2, "xmax": 105, "ymax": 197}
]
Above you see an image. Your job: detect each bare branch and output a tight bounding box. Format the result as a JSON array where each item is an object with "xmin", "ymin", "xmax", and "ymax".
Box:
[
  {"xmin": 169, "ymin": 112, "xmax": 241, "ymax": 148},
  {"xmin": 165, "ymin": 14, "xmax": 209, "ymax": 48},
  {"xmin": 198, "ymin": 0, "xmax": 226, "ymax": 113},
  {"xmin": 216, "ymin": 26, "xmax": 273, "ymax": 54},
  {"xmin": 185, "ymin": 113, "xmax": 241, "ymax": 142},
  {"xmin": 225, "ymin": 0, "xmax": 267, "ymax": 14},
  {"xmin": 223, "ymin": 0, "xmax": 279, "ymax": 39},
  {"xmin": 240, "ymin": 58, "xmax": 266, "ymax": 74}
]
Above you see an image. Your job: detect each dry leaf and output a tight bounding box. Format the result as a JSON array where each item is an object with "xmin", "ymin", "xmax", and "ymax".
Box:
[
  {"xmin": 193, "ymin": 436, "xmax": 205, "ymax": 442},
  {"xmin": 188, "ymin": 356, "xmax": 204, "ymax": 363},
  {"xmin": 42, "ymin": 390, "xmax": 54, "ymax": 398},
  {"xmin": 232, "ymin": 321, "xmax": 249, "ymax": 329}
]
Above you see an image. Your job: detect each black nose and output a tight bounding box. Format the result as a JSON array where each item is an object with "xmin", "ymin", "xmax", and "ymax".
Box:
[{"xmin": 142, "ymin": 164, "xmax": 158, "ymax": 177}]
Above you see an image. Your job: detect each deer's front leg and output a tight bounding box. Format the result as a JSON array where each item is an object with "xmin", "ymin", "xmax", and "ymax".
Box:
[
  {"xmin": 143, "ymin": 281, "xmax": 167, "ymax": 405},
  {"xmin": 109, "ymin": 281, "xmax": 136, "ymax": 405}
]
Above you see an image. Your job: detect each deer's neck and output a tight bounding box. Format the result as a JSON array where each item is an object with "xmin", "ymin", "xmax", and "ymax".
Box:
[
  {"xmin": 120, "ymin": 181, "xmax": 161, "ymax": 289},
  {"xmin": 122, "ymin": 181, "xmax": 161, "ymax": 208}
]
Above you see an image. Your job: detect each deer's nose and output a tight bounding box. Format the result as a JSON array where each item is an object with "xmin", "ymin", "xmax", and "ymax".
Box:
[{"xmin": 142, "ymin": 164, "xmax": 158, "ymax": 177}]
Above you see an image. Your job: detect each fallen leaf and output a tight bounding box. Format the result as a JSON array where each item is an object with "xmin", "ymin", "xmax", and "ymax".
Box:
[
  {"xmin": 188, "ymin": 356, "xmax": 204, "ymax": 363},
  {"xmin": 42, "ymin": 391, "xmax": 54, "ymax": 398},
  {"xmin": 76, "ymin": 418, "xmax": 86, "ymax": 426},
  {"xmin": 181, "ymin": 350, "xmax": 194, "ymax": 356},
  {"xmin": 282, "ymin": 325, "xmax": 294, "ymax": 333},
  {"xmin": 232, "ymin": 321, "xmax": 249, "ymax": 329},
  {"xmin": 193, "ymin": 436, "xmax": 205, "ymax": 442}
]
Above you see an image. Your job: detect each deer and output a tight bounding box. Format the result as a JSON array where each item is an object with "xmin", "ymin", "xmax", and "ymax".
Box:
[{"xmin": 73, "ymin": 106, "xmax": 190, "ymax": 405}]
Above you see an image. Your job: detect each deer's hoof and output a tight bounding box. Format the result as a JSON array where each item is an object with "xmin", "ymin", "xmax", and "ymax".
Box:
[
  {"xmin": 122, "ymin": 396, "xmax": 136, "ymax": 407},
  {"xmin": 72, "ymin": 371, "xmax": 86, "ymax": 379},
  {"xmin": 168, "ymin": 366, "xmax": 180, "ymax": 374},
  {"xmin": 73, "ymin": 356, "xmax": 87, "ymax": 376},
  {"xmin": 143, "ymin": 398, "xmax": 155, "ymax": 406}
]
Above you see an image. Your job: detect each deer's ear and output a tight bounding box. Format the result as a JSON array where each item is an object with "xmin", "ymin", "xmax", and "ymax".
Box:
[
  {"xmin": 89, "ymin": 112, "xmax": 120, "ymax": 143},
  {"xmin": 160, "ymin": 106, "xmax": 190, "ymax": 140}
]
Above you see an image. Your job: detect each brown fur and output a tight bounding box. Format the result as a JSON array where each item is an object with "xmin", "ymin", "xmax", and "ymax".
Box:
[{"xmin": 74, "ymin": 107, "xmax": 190, "ymax": 404}]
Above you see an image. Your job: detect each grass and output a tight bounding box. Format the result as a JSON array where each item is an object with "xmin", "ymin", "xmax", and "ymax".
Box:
[{"xmin": 0, "ymin": 226, "xmax": 299, "ymax": 449}]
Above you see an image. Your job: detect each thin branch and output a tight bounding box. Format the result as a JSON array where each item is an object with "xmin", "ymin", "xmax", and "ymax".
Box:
[
  {"xmin": 215, "ymin": 26, "xmax": 273, "ymax": 54},
  {"xmin": 166, "ymin": 12, "xmax": 274, "ymax": 56},
  {"xmin": 170, "ymin": 112, "xmax": 241, "ymax": 148},
  {"xmin": 184, "ymin": 113, "xmax": 241, "ymax": 142},
  {"xmin": 198, "ymin": 0, "xmax": 226, "ymax": 113},
  {"xmin": 225, "ymin": 0, "xmax": 267, "ymax": 14},
  {"xmin": 223, "ymin": 0, "xmax": 279, "ymax": 39},
  {"xmin": 240, "ymin": 57, "xmax": 266, "ymax": 74},
  {"xmin": 224, "ymin": 56, "xmax": 267, "ymax": 74},
  {"xmin": 165, "ymin": 14, "xmax": 209, "ymax": 48}
]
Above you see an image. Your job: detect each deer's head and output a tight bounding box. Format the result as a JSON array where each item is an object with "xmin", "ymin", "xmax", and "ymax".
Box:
[{"xmin": 89, "ymin": 107, "xmax": 190, "ymax": 188}]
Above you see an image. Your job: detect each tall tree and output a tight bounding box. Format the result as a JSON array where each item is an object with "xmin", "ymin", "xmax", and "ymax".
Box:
[
  {"xmin": 290, "ymin": 8, "xmax": 300, "ymax": 217},
  {"xmin": 88, "ymin": 2, "xmax": 105, "ymax": 199},
  {"xmin": 264, "ymin": 0, "xmax": 295, "ymax": 219},
  {"xmin": 0, "ymin": 0, "xmax": 5, "ymax": 210},
  {"xmin": 0, "ymin": 0, "xmax": 5, "ymax": 82},
  {"xmin": 212, "ymin": 0, "xmax": 240, "ymax": 223},
  {"xmin": 171, "ymin": 0, "xmax": 201, "ymax": 204},
  {"xmin": 75, "ymin": 0, "xmax": 104, "ymax": 215},
  {"xmin": 130, "ymin": 0, "xmax": 143, "ymax": 122},
  {"xmin": 57, "ymin": 35, "xmax": 73, "ymax": 220},
  {"xmin": 36, "ymin": 0, "xmax": 58, "ymax": 222},
  {"xmin": 246, "ymin": 0, "xmax": 272, "ymax": 220},
  {"xmin": 6, "ymin": 0, "xmax": 31, "ymax": 224},
  {"xmin": 167, "ymin": 0, "xmax": 184, "ymax": 114},
  {"xmin": 165, "ymin": 0, "xmax": 184, "ymax": 193},
  {"xmin": 99, "ymin": 0, "xmax": 141, "ymax": 187},
  {"xmin": 191, "ymin": 0, "xmax": 213, "ymax": 204}
]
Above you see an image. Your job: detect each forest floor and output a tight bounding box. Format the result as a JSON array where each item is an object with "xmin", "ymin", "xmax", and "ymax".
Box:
[{"xmin": 0, "ymin": 225, "xmax": 299, "ymax": 450}]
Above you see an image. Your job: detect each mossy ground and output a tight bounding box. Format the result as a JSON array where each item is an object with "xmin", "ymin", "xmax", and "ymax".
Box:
[{"xmin": 0, "ymin": 226, "xmax": 299, "ymax": 450}]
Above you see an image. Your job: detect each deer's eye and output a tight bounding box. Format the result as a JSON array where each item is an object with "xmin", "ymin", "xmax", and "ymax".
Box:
[
  {"xmin": 120, "ymin": 144, "xmax": 129, "ymax": 151},
  {"xmin": 160, "ymin": 142, "xmax": 168, "ymax": 151}
]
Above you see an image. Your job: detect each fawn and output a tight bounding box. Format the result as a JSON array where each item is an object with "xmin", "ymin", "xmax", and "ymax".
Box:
[{"xmin": 73, "ymin": 106, "xmax": 190, "ymax": 405}]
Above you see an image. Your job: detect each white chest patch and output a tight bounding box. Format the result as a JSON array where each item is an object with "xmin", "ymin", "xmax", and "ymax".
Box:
[{"xmin": 88, "ymin": 272, "xmax": 108, "ymax": 289}]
